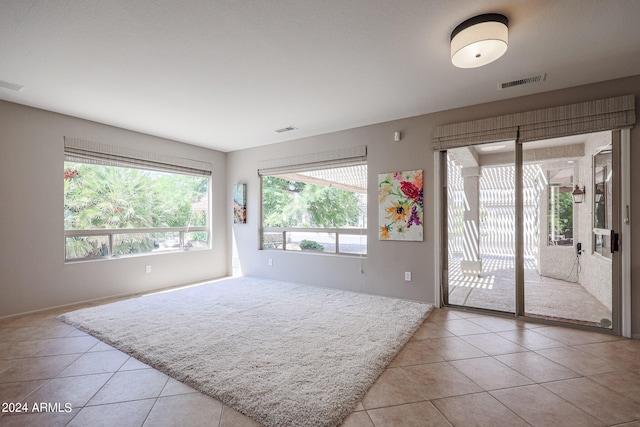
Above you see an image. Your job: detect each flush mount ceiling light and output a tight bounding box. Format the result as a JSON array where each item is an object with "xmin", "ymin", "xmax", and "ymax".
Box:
[{"xmin": 451, "ymin": 13, "xmax": 508, "ymax": 68}]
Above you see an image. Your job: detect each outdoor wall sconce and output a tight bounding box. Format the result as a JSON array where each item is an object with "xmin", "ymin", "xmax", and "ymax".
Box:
[{"xmin": 572, "ymin": 185, "xmax": 585, "ymax": 204}]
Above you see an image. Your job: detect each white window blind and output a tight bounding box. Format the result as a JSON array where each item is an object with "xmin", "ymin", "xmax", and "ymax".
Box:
[
  {"xmin": 432, "ymin": 94, "xmax": 635, "ymax": 151},
  {"xmin": 64, "ymin": 137, "xmax": 212, "ymax": 176},
  {"xmin": 258, "ymin": 146, "xmax": 367, "ymax": 176}
]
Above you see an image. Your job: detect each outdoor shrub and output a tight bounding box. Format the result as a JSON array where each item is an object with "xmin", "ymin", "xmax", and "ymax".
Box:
[{"xmin": 299, "ymin": 239, "xmax": 324, "ymax": 252}]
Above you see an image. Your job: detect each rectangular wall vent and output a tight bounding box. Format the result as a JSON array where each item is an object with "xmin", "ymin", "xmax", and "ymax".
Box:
[
  {"xmin": 498, "ymin": 73, "xmax": 546, "ymax": 90},
  {"xmin": 0, "ymin": 79, "xmax": 25, "ymax": 92},
  {"xmin": 275, "ymin": 126, "xmax": 297, "ymax": 133}
]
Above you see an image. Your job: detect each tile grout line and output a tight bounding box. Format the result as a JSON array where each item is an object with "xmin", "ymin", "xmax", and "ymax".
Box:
[
  {"xmin": 137, "ymin": 375, "xmax": 171, "ymax": 427},
  {"xmin": 408, "ymin": 318, "xmax": 609, "ymax": 425}
]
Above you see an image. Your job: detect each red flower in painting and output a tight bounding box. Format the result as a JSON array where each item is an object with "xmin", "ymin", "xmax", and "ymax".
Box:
[
  {"xmin": 64, "ymin": 169, "xmax": 78, "ymax": 180},
  {"xmin": 400, "ymin": 181, "xmax": 420, "ymax": 200}
]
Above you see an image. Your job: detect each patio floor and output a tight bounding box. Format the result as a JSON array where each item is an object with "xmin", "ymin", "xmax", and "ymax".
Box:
[{"xmin": 447, "ymin": 255, "xmax": 612, "ymax": 328}]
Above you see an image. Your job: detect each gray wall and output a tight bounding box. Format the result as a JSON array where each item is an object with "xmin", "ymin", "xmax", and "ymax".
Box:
[
  {"xmin": 228, "ymin": 117, "xmax": 435, "ymax": 302},
  {"xmin": 227, "ymin": 75, "xmax": 640, "ymax": 335},
  {"xmin": 0, "ymin": 101, "xmax": 228, "ymax": 318}
]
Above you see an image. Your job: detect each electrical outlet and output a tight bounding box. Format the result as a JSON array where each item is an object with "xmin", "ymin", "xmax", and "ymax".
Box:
[
  {"xmin": 145, "ymin": 265, "xmax": 151, "ymax": 273},
  {"xmin": 404, "ymin": 271, "xmax": 412, "ymax": 281},
  {"xmin": 268, "ymin": 258, "xmax": 273, "ymax": 266}
]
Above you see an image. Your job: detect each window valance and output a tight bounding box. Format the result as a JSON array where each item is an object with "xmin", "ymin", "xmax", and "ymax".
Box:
[
  {"xmin": 432, "ymin": 94, "xmax": 635, "ymax": 151},
  {"xmin": 258, "ymin": 145, "xmax": 367, "ymax": 176},
  {"xmin": 64, "ymin": 137, "xmax": 212, "ymax": 176}
]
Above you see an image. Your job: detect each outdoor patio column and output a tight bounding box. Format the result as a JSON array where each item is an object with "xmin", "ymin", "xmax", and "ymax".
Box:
[{"xmin": 461, "ymin": 166, "xmax": 482, "ymax": 276}]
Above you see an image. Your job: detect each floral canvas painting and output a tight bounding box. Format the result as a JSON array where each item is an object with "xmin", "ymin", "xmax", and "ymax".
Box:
[{"xmin": 378, "ymin": 170, "xmax": 423, "ymax": 241}]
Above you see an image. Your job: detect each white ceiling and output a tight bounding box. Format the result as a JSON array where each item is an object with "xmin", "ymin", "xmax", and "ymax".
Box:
[{"xmin": 2, "ymin": 1, "xmax": 640, "ymax": 152}]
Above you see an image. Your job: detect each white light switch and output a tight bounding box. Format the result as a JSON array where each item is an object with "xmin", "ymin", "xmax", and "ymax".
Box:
[{"xmin": 404, "ymin": 272, "xmax": 412, "ymax": 281}]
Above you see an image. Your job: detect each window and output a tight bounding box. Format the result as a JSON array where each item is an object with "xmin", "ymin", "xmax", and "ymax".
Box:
[
  {"xmin": 63, "ymin": 138, "xmax": 211, "ymax": 261},
  {"xmin": 259, "ymin": 147, "xmax": 367, "ymax": 255},
  {"xmin": 547, "ymin": 178, "xmax": 573, "ymax": 246}
]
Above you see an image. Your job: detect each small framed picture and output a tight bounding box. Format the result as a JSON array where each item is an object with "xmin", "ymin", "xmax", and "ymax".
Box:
[{"xmin": 233, "ymin": 183, "xmax": 247, "ymax": 224}]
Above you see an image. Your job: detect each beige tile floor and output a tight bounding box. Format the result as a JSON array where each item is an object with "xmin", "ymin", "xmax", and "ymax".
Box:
[{"xmin": 2, "ymin": 306, "xmax": 640, "ymax": 426}]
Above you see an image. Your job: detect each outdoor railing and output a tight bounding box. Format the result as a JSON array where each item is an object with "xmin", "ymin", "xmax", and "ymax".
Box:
[
  {"xmin": 64, "ymin": 226, "xmax": 209, "ymax": 261},
  {"xmin": 262, "ymin": 227, "xmax": 367, "ymax": 256}
]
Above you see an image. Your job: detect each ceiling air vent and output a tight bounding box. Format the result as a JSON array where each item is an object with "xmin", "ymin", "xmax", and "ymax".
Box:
[
  {"xmin": 0, "ymin": 79, "xmax": 25, "ymax": 92},
  {"xmin": 498, "ymin": 73, "xmax": 546, "ymax": 90},
  {"xmin": 275, "ymin": 126, "xmax": 297, "ymax": 133}
]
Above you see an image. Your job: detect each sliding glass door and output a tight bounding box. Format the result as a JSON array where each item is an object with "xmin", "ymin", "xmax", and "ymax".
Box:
[
  {"xmin": 442, "ymin": 132, "xmax": 620, "ymax": 331},
  {"xmin": 443, "ymin": 141, "xmax": 516, "ymax": 313},
  {"xmin": 521, "ymin": 133, "xmax": 617, "ymax": 328}
]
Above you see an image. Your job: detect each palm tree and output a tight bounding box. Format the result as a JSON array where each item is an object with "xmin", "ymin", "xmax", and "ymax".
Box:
[{"xmin": 64, "ymin": 163, "xmax": 208, "ymax": 258}]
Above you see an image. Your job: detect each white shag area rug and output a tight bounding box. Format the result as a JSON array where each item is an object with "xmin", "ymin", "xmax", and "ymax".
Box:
[{"xmin": 59, "ymin": 277, "xmax": 432, "ymax": 427}]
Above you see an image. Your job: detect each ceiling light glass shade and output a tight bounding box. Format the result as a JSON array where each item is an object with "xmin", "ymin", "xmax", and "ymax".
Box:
[{"xmin": 451, "ymin": 14, "xmax": 508, "ymax": 68}]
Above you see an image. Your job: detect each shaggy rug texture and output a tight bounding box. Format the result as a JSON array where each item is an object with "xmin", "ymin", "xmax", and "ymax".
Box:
[{"xmin": 59, "ymin": 277, "xmax": 433, "ymax": 427}]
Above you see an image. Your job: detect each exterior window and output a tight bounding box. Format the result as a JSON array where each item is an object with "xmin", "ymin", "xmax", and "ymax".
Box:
[
  {"xmin": 261, "ymin": 164, "xmax": 367, "ymax": 255},
  {"xmin": 64, "ymin": 162, "xmax": 210, "ymax": 261},
  {"xmin": 547, "ymin": 185, "xmax": 574, "ymax": 246}
]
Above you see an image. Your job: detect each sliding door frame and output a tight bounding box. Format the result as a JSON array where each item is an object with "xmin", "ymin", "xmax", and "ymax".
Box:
[
  {"xmin": 514, "ymin": 141, "xmax": 524, "ymax": 317},
  {"xmin": 434, "ymin": 129, "xmax": 629, "ymax": 335},
  {"xmin": 620, "ymin": 129, "xmax": 632, "ymax": 337},
  {"xmin": 433, "ymin": 95, "xmax": 634, "ymax": 335},
  {"xmin": 435, "ymin": 151, "xmax": 446, "ymax": 308}
]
